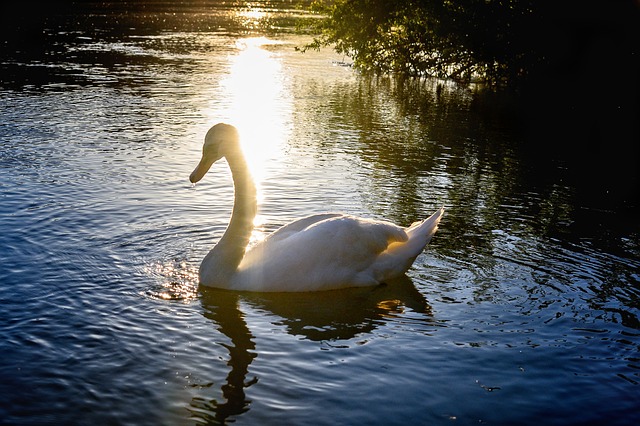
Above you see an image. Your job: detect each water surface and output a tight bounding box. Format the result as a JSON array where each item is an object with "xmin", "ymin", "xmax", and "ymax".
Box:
[{"xmin": 1, "ymin": 3, "xmax": 639, "ymax": 425}]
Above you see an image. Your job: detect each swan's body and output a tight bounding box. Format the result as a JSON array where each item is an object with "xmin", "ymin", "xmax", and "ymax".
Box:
[{"xmin": 190, "ymin": 123, "xmax": 444, "ymax": 292}]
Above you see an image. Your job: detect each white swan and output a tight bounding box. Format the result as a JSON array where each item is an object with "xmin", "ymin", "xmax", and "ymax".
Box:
[{"xmin": 190, "ymin": 123, "xmax": 444, "ymax": 292}]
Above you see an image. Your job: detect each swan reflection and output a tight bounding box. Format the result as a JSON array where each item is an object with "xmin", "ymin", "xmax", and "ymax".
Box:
[
  {"xmin": 192, "ymin": 277, "xmax": 432, "ymax": 423},
  {"xmin": 188, "ymin": 290, "xmax": 256, "ymax": 424}
]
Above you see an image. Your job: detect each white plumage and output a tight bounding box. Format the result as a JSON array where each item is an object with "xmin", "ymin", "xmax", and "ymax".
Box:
[{"xmin": 190, "ymin": 123, "xmax": 444, "ymax": 292}]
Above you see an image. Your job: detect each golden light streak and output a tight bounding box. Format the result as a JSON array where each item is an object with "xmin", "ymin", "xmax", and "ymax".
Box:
[{"xmin": 218, "ymin": 36, "xmax": 291, "ymax": 182}]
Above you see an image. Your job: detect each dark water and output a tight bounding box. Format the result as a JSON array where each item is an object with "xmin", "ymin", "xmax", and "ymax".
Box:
[{"xmin": 1, "ymin": 2, "xmax": 639, "ymax": 425}]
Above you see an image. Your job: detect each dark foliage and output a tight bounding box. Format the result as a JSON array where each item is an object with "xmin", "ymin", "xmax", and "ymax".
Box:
[{"xmin": 305, "ymin": 0, "xmax": 639, "ymax": 87}]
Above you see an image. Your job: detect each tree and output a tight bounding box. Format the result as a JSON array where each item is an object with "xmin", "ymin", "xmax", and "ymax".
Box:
[{"xmin": 303, "ymin": 0, "xmax": 638, "ymax": 87}]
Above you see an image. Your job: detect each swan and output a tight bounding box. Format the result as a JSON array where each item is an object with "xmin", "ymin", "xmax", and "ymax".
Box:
[{"xmin": 190, "ymin": 123, "xmax": 444, "ymax": 292}]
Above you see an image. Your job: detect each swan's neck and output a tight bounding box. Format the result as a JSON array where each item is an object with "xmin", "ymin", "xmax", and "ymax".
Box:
[{"xmin": 201, "ymin": 150, "xmax": 256, "ymax": 286}]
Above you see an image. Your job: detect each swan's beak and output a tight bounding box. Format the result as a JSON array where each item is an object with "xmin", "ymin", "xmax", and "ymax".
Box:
[{"xmin": 189, "ymin": 156, "xmax": 215, "ymax": 183}]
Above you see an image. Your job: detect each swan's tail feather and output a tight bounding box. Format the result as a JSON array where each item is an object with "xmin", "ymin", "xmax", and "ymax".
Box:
[
  {"xmin": 406, "ymin": 206, "xmax": 444, "ymax": 243},
  {"xmin": 375, "ymin": 207, "xmax": 444, "ymax": 281}
]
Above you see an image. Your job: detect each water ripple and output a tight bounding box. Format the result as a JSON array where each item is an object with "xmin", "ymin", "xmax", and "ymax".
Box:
[{"xmin": 1, "ymin": 6, "xmax": 639, "ymax": 425}]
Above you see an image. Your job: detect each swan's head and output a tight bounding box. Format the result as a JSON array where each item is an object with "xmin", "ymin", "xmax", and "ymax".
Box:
[{"xmin": 190, "ymin": 123, "xmax": 240, "ymax": 183}]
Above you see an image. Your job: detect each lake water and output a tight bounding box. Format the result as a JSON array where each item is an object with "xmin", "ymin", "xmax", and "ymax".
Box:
[{"xmin": 1, "ymin": 2, "xmax": 639, "ymax": 425}]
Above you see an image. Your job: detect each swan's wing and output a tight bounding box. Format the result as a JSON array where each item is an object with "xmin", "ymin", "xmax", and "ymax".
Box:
[
  {"xmin": 263, "ymin": 214, "xmax": 407, "ymax": 255},
  {"xmin": 318, "ymin": 216, "xmax": 408, "ymax": 256},
  {"xmin": 263, "ymin": 213, "xmax": 344, "ymax": 244},
  {"xmin": 238, "ymin": 215, "xmax": 409, "ymax": 291},
  {"xmin": 237, "ymin": 214, "xmax": 345, "ymax": 278},
  {"xmin": 373, "ymin": 207, "xmax": 444, "ymax": 280}
]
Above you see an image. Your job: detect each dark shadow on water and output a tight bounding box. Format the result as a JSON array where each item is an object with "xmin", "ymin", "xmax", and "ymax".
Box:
[
  {"xmin": 240, "ymin": 275, "xmax": 432, "ymax": 341},
  {"xmin": 194, "ymin": 276, "xmax": 432, "ymax": 424}
]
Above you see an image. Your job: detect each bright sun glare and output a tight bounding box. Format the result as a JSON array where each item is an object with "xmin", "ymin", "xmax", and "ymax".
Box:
[
  {"xmin": 238, "ymin": 8, "xmax": 267, "ymax": 25},
  {"xmin": 212, "ymin": 36, "xmax": 291, "ymax": 181}
]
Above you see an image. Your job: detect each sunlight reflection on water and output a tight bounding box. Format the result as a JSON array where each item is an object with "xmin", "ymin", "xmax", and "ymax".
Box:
[
  {"xmin": 143, "ymin": 259, "xmax": 199, "ymax": 302},
  {"xmin": 213, "ymin": 36, "xmax": 291, "ymax": 182}
]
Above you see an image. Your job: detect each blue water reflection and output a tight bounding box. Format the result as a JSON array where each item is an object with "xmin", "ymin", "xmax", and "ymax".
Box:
[{"xmin": 1, "ymin": 2, "xmax": 638, "ymax": 425}]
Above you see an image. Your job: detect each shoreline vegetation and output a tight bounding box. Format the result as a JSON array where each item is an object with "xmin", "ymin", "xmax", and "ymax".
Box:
[{"xmin": 302, "ymin": 1, "xmax": 639, "ymax": 88}]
